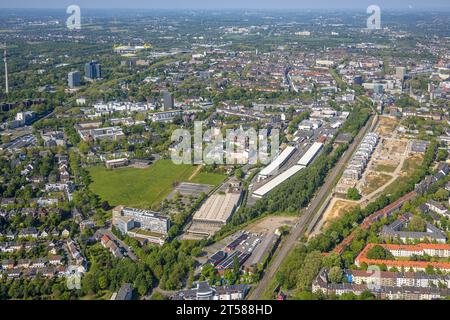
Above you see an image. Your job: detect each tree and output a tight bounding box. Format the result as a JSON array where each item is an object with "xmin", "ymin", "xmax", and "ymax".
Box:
[
  {"xmin": 235, "ymin": 168, "xmax": 244, "ymax": 180},
  {"xmin": 101, "ymin": 201, "xmax": 111, "ymax": 211},
  {"xmin": 233, "ymin": 256, "xmax": 241, "ymax": 278},
  {"xmin": 360, "ymin": 291, "xmax": 376, "ymax": 300},
  {"xmin": 323, "ymin": 252, "xmax": 342, "ymax": 269},
  {"xmin": 150, "ymin": 292, "xmax": 166, "ymax": 300},
  {"xmin": 78, "ymin": 141, "xmax": 90, "ymax": 155},
  {"xmin": 223, "ymin": 269, "xmax": 236, "ymax": 285},
  {"xmin": 434, "ymin": 189, "xmax": 449, "ymax": 202},
  {"xmin": 296, "ymin": 251, "xmax": 323, "ymax": 291},
  {"xmin": 98, "ymin": 274, "xmax": 109, "ymax": 290},
  {"xmin": 347, "ymin": 187, "xmax": 362, "ymax": 201},
  {"xmin": 425, "ymin": 265, "xmax": 435, "ymax": 275},
  {"xmin": 366, "ymin": 245, "xmax": 394, "ymax": 260},
  {"xmin": 339, "ymin": 292, "xmax": 358, "ymax": 300},
  {"xmin": 328, "ymin": 266, "xmax": 344, "ymax": 284},
  {"xmin": 201, "ymin": 264, "xmax": 215, "ymax": 282},
  {"xmin": 436, "ymin": 149, "xmax": 448, "ymax": 162},
  {"xmin": 407, "ymin": 215, "xmax": 426, "ymax": 232}
]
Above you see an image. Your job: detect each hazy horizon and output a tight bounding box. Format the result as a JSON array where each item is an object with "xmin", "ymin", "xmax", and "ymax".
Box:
[{"xmin": 0, "ymin": 0, "xmax": 449, "ymax": 10}]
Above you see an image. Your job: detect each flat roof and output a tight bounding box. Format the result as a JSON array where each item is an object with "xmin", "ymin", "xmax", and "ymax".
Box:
[
  {"xmin": 193, "ymin": 192, "xmax": 241, "ymax": 224},
  {"xmin": 253, "ymin": 165, "xmax": 304, "ymax": 198},
  {"xmin": 297, "ymin": 142, "xmax": 323, "ymax": 167},
  {"xmin": 259, "ymin": 146, "xmax": 296, "ymax": 177}
]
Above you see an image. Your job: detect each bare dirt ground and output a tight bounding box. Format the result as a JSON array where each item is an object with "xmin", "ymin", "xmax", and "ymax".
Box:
[
  {"xmin": 361, "ymin": 172, "xmax": 394, "ymax": 195},
  {"xmin": 375, "ymin": 116, "xmax": 398, "ymax": 138},
  {"xmin": 324, "ymin": 199, "xmax": 357, "ymax": 225},
  {"xmin": 358, "ymin": 136, "xmax": 410, "ymax": 199},
  {"xmin": 245, "ymin": 216, "xmax": 297, "ymax": 234},
  {"xmin": 401, "ymin": 154, "xmax": 424, "ymax": 175},
  {"xmin": 311, "ymin": 198, "xmax": 358, "ymax": 235},
  {"xmin": 371, "ymin": 138, "xmax": 408, "ymax": 170}
]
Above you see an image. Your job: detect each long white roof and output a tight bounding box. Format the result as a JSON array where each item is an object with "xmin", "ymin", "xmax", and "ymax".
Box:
[
  {"xmin": 259, "ymin": 146, "xmax": 296, "ymax": 177},
  {"xmin": 253, "ymin": 165, "xmax": 305, "ymax": 198},
  {"xmin": 297, "ymin": 142, "xmax": 323, "ymax": 167}
]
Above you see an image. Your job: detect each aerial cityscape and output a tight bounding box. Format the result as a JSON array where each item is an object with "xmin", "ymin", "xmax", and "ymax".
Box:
[{"xmin": 0, "ymin": 0, "xmax": 449, "ymax": 304}]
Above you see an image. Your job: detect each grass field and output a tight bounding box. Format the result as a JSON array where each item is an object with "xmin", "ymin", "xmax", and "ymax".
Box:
[
  {"xmin": 87, "ymin": 160, "xmax": 226, "ymax": 209},
  {"xmin": 402, "ymin": 154, "xmax": 424, "ymax": 172},
  {"xmin": 190, "ymin": 172, "xmax": 227, "ymax": 186},
  {"xmin": 375, "ymin": 164, "xmax": 397, "ymax": 173}
]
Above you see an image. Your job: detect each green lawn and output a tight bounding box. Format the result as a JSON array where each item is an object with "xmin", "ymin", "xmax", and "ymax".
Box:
[
  {"xmin": 87, "ymin": 160, "xmax": 226, "ymax": 209},
  {"xmin": 190, "ymin": 172, "xmax": 227, "ymax": 186}
]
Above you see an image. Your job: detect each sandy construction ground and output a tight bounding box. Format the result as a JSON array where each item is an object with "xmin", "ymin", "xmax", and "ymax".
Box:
[
  {"xmin": 311, "ymin": 198, "xmax": 358, "ymax": 236},
  {"xmin": 375, "ymin": 116, "xmax": 398, "ymax": 138},
  {"xmin": 245, "ymin": 216, "xmax": 298, "ymax": 234}
]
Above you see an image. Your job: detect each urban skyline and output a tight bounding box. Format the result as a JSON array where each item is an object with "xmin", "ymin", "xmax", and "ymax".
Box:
[{"xmin": 0, "ymin": 0, "xmax": 449, "ymax": 10}]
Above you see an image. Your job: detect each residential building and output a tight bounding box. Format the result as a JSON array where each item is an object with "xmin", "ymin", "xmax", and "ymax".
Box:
[
  {"xmin": 162, "ymin": 90, "xmax": 174, "ymax": 110},
  {"xmin": 68, "ymin": 71, "xmax": 81, "ymax": 88},
  {"xmin": 85, "ymin": 61, "xmax": 102, "ymax": 80},
  {"xmin": 381, "ymin": 214, "xmax": 447, "ymax": 243},
  {"xmin": 355, "ymin": 243, "xmax": 450, "ymax": 272},
  {"xmin": 312, "ymin": 268, "xmax": 450, "ymax": 300},
  {"xmin": 112, "ymin": 283, "xmax": 133, "ymax": 300},
  {"xmin": 78, "ymin": 126, "xmax": 124, "ymax": 142},
  {"xmin": 396, "ymin": 67, "xmax": 406, "ymax": 81},
  {"xmin": 149, "ymin": 110, "xmax": 182, "ymax": 123},
  {"xmin": 426, "ymin": 200, "xmax": 449, "ymax": 217}
]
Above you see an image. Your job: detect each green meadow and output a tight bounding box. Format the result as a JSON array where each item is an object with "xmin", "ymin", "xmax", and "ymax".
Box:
[{"xmin": 87, "ymin": 160, "xmax": 226, "ymax": 209}]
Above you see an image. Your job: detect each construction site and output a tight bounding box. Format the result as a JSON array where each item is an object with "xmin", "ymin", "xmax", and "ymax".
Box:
[{"xmin": 311, "ymin": 116, "xmax": 426, "ymax": 236}]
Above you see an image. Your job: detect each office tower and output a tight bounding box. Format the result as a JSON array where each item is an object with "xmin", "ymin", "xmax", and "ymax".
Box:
[
  {"xmin": 396, "ymin": 67, "xmax": 406, "ymax": 81},
  {"xmin": 68, "ymin": 71, "xmax": 81, "ymax": 88},
  {"xmin": 95, "ymin": 63, "xmax": 102, "ymax": 79},
  {"xmin": 162, "ymin": 90, "xmax": 174, "ymax": 110},
  {"xmin": 85, "ymin": 61, "xmax": 102, "ymax": 80}
]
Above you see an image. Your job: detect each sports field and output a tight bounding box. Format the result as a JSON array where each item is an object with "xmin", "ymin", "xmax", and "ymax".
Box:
[{"xmin": 87, "ymin": 160, "xmax": 226, "ymax": 209}]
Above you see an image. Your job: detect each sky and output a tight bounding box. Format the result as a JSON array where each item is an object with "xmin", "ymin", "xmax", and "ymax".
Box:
[{"xmin": 0, "ymin": 0, "xmax": 449, "ymax": 10}]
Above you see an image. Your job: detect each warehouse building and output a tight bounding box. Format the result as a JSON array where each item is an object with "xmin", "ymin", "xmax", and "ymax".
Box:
[
  {"xmin": 297, "ymin": 142, "xmax": 324, "ymax": 167},
  {"xmin": 192, "ymin": 191, "xmax": 242, "ymax": 226},
  {"xmin": 253, "ymin": 165, "xmax": 304, "ymax": 198},
  {"xmin": 258, "ymin": 146, "xmax": 296, "ymax": 180},
  {"xmin": 187, "ymin": 182, "xmax": 242, "ymax": 237}
]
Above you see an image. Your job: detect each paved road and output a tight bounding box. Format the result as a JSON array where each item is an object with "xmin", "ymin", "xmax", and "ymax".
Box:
[{"xmin": 248, "ymin": 114, "xmax": 375, "ymax": 300}]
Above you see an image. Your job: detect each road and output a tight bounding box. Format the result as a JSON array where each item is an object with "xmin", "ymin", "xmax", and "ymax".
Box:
[{"xmin": 248, "ymin": 114, "xmax": 375, "ymax": 300}]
